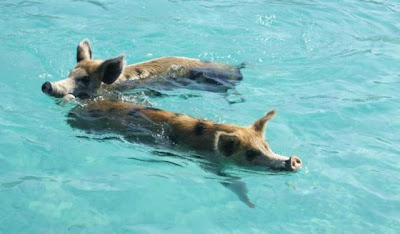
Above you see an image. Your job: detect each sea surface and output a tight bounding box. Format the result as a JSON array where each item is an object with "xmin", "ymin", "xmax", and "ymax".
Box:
[{"xmin": 0, "ymin": 0, "xmax": 399, "ymax": 233}]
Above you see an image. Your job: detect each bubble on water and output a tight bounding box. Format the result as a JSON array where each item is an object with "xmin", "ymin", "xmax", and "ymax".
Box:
[
  {"xmin": 39, "ymin": 73, "xmax": 53, "ymax": 80},
  {"xmin": 257, "ymin": 14, "xmax": 276, "ymax": 27}
]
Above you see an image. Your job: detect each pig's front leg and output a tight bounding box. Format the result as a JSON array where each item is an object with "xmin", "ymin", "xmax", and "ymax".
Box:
[
  {"xmin": 206, "ymin": 166, "xmax": 255, "ymax": 208},
  {"xmin": 221, "ymin": 179, "xmax": 255, "ymax": 208},
  {"xmin": 57, "ymin": 94, "xmax": 77, "ymax": 106}
]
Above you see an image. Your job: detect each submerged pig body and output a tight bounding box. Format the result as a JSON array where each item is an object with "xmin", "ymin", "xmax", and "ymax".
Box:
[
  {"xmin": 42, "ymin": 39, "xmax": 243, "ymax": 99},
  {"xmin": 68, "ymin": 100, "xmax": 302, "ymax": 171}
]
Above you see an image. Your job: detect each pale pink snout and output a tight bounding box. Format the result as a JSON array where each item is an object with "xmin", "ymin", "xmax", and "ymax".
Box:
[{"xmin": 287, "ymin": 156, "xmax": 302, "ymax": 171}]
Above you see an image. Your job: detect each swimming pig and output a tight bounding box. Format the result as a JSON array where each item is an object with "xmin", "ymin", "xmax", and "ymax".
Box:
[
  {"xmin": 68, "ymin": 100, "xmax": 302, "ymax": 171},
  {"xmin": 67, "ymin": 100, "xmax": 302, "ymax": 207},
  {"xmin": 42, "ymin": 39, "xmax": 244, "ymax": 99}
]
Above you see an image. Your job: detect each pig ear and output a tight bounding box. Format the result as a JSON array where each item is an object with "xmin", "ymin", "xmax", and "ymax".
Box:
[
  {"xmin": 77, "ymin": 39, "xmax": 92, "ymax": 62},
  {"xmin": 98, "ymin": 55, "xmax": 124, "ymax": 84},
  {"xmin": 253, "ymin": 109, "xmax": 276, "ymax": 133},
  {"xmin": 215, "ymin": 132, "xmax": 239, "ymax": 157}
]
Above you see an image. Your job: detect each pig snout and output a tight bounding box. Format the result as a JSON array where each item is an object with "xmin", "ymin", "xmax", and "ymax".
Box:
[
  {"xmin": 285, "ymin": 156, "xmax": 302, "ymax": 171},
  {"xmin": 41, "ymin": 81, "xmax": 52, "ymax": 94}
]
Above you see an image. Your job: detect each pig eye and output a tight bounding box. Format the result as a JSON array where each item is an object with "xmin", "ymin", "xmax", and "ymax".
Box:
[
  {"xmin": 80, "ymin": 76, "xmax": 90, "ymax": 86},
  {"xmin": 246, "ymin": 150, "xmax": 259, "ymax": 162}
]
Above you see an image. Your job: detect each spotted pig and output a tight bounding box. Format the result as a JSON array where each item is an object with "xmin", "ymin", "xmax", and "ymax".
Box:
[
  {"xmin": 42, "ymin": 39, "xmax": 244, "ymax": 99},
  {"xmin": 68, "ymin": 100, "xmax": 302, "ymax": 171}
]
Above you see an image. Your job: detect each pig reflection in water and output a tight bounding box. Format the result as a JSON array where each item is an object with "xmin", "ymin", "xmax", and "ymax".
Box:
[{"xmin": 67, "ymin": 100, "xmax": 302, "ymax": 207}]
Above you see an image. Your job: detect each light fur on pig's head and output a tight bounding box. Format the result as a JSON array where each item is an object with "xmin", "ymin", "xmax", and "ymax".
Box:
[
  {"xmin": 214, "ymin": 110, "xmax": 302, "ymax": 171},
  {"xmin": 41, "ymin": 39, "xmax": 124, "ymax": 99}
]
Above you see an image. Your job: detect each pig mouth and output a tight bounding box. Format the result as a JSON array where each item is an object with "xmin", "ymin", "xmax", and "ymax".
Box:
[
  {"xmin": 260, "ymin": 156, "xmax": 302, "ymax": 172},
  {"xmin": 43, "ymin": 90, "xmax": 66, "ymax": 98}
]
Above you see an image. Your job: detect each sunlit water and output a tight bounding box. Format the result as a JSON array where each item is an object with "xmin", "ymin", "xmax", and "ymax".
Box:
[{"xmin": 1, "ymin": 0, "xmax": 399, "ymax": 233}]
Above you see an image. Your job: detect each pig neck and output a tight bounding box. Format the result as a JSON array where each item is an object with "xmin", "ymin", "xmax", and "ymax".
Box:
[{"xmin": 138, "ymin": 107, "xmax": 241, "ymax": 152}]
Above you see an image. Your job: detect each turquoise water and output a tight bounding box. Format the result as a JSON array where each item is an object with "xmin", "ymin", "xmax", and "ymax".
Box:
[{"xmin": 1, "ymin": 0, "xmax": 400, "ymax": 232}]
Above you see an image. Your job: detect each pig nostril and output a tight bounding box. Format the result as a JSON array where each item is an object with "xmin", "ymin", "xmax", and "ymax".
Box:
[
  {"xmin": 286, "ymin": 156, "xmax": 302, "ymax": 171},
  {"xmin": 288, "ymin": 156, "xmax": 302, "ymax": 171},
  {"xmin": 42, "ymin": 82, "xmax": 52, "ymax": 93}
]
